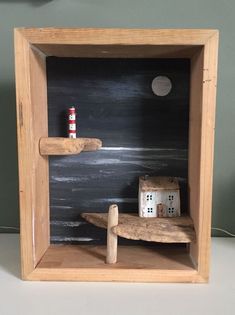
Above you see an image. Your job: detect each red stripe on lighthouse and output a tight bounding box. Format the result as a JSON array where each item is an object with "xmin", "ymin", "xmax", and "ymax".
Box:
[{"xmin": 68, "ymin": 106, "xmax": 77, "ymax": 138}]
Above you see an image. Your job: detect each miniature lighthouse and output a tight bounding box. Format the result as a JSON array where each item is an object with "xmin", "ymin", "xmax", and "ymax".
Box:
[
  {"xmin": 138, "ymin": 176, "xmax": 181, "ymax": 218},
  {"xmin": 67, "ymin": 106, "xmax": 77, "ymax": 138}
]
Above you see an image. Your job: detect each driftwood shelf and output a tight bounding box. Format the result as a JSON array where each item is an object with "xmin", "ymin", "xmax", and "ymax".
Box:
[
  {"xmin": 39, "ymin": 137, "xmax": 102, "ymax": 155},
  {"xmin": 81, "ymin": 213, "xmax": 196, "ymax": 243}
]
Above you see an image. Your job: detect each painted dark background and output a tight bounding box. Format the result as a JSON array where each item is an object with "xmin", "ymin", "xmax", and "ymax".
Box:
[{"xmin": 47, "ymin": 58, "xmax": 189, "ymax": 244}]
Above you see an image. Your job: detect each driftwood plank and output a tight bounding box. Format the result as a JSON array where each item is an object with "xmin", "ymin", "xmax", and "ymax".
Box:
[
  {"xmin": 106, "ymin": 205, "xmax": 119, "ymax": 264},
  {"xmin": 40, "ymin": 137, "xmax": 102, "ymax": 155},
  {"xmin": 81, "ymin": 213, "xmax": 195, "ymax": 243}
]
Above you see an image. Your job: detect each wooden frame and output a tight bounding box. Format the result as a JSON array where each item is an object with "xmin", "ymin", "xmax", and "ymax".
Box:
[{"xmin": 15, "ymin": 28, "xmax": 219, "ymax": 282}]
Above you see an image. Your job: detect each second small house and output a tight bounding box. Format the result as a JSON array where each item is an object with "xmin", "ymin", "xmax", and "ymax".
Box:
[{"xmin": 138, "ymin": 176, "xmax": 181, "ymax": 218}]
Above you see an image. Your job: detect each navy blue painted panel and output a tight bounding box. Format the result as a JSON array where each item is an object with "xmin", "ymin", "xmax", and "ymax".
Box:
[{"xmin": 47, "ymin": 57, "xmax": 190, "ymax": 244}]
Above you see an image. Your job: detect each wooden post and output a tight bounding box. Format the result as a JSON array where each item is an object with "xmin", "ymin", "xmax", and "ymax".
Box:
[{"xmin": 106, "ymin": 204, "xmax": 118, "ymax": 264}]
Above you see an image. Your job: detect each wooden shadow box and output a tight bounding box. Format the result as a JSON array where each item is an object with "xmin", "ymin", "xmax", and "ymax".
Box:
[{"xmin": 15, "ymin": 28, "xmax": 218, "ymax": 282}]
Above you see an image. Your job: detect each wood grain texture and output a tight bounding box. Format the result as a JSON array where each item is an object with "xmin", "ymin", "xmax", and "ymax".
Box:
[
  {"xmin": 188, "ymin": 48, "xmax": 204, "ymax": 270},
  {"xmin": 14, "ymin": 30, "xmax": 50, "ymax": 279},
  {"xmin": 18, "ymin": 28, "xmax": 218, "ymax": 46},
  {"xmin": 194, "ymin": 33, "xmax": 219, "ymax": 280},
  {"xmin": 14, "ymin": 28, "xmax": 218, "ymax": 282},
  {"xmin": 81, "ymin": 213, "xmax": 195, "ymax": 243},
  {"xmin": 188, "ymin": 32, "xmax": 219, "ymax": 280},
  {"xmin": 29, "ymin": 267, "xmax": 204, "ymax": 282},
  {"xmin": 31, "ymin": 45, "xmax": 201, "ymax": 58},
  {"xmin": 40, "ymin": 137, "xmax": 102, "ymax": 155},
  {"xmin": 106, "ymin": 205, "xmax": 118, "ymax": 264},
  {"xmin": 27, "ymin": 244, "xmax": 205, "ymax": 283},
  {"xmin": 47, "ymin": 58, "xmax": 190, "ymax": 245},
  {"xmin": 139, "ymin": 176, "xmax": 179, "ymax": 191}
]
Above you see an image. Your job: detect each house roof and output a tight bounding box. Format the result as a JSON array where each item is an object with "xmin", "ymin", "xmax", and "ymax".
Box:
[{"xmin": 139, "ymin": 176, "xmax": 179, "ymax": 191}]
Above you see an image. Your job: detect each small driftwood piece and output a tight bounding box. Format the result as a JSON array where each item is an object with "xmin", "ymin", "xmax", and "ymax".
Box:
[
  {"xmin": 106, "ymin": 205, "xmax": 119, "ymax": 264},
  {"xmin": 39, "ymin": 137, "xmax": 102, "ymax": 155},
  {"xmin": 81, "ymin": 213, "xmax": 195, "ymax": 243}
]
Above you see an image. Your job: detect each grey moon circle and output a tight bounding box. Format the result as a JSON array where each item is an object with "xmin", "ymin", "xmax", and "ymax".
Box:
[{"xmin": 152, "ymin": 76, "xmax": 172, "ymax": 96}]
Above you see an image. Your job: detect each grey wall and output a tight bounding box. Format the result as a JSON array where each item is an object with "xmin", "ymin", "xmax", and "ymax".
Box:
[{"xmin": 0, "ymin": 0, "xmax": 234, "ymax": 235}]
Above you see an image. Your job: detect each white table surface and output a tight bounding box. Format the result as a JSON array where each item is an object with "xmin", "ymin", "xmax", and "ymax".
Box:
[{"xmin": 0, "ymin": 234, "xmax": 234, "ymax": 315}]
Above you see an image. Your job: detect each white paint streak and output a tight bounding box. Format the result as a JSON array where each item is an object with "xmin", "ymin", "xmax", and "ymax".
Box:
[
  {"xmin": 72, "ymin": 188, "xmax": 87, "ymax": 192},
  {"xmin": 123, "ymin": 154, "xmax": 187, "ymax": 161},
  {"xmin": 88, "ymin": 159, "xmax": 121, "ymax": 165},
  {"xmin": 122, "ymin": 160, "xmax": 168, "ymax": 170},
  {"xmin": 50, "ymin": 205, "xmax": 73, "ymax": 209},
  {"xmin": 91, "ymin": 198, "xmax": 138, "ymax": 203},
  {"xmin": 101, "ymin": 147, "xmax": 187, "ymax": 152},
  {"xmin": 51, "ymin": 236, "xmax": 97, "ymax": 242},
  {"xmin": 50, "ymin": 221, "xmax": 87, "ymax": 227},
  {"xmin": 51, "ymin": 176, "xmax": 78, "ymax": 183}
]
